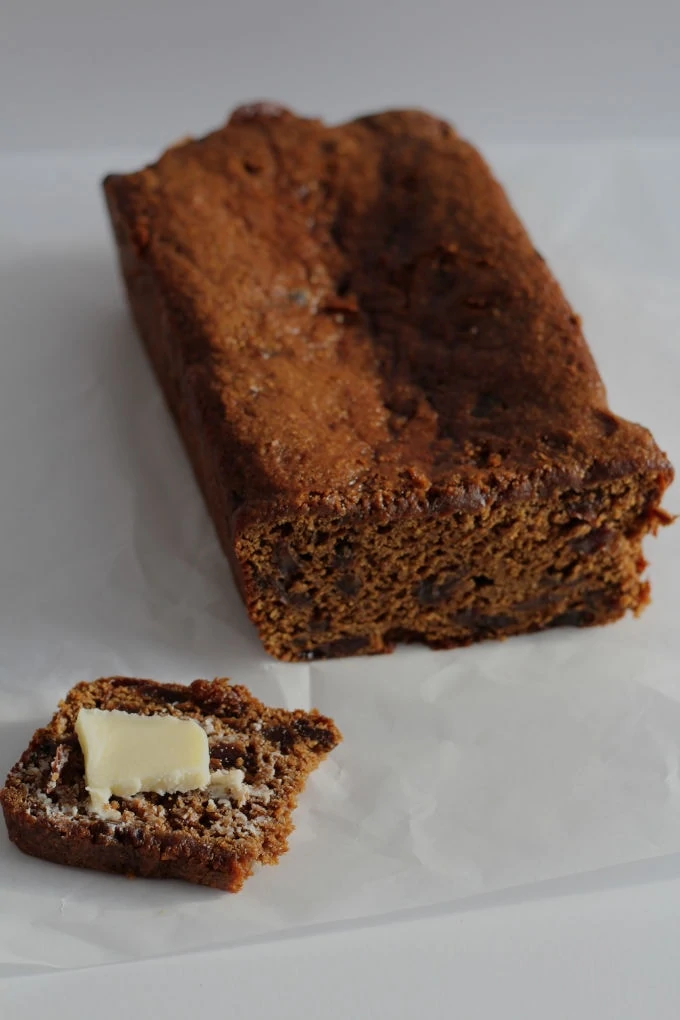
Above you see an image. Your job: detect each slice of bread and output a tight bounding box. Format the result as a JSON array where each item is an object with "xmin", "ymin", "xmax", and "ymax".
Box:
[{"xmin": 1, "ymin": 677, "xmax": 341, "ymax": 891}]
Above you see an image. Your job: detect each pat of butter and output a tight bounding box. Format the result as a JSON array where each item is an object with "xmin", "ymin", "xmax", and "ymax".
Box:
[
  {"xmin": 209, "ymin": 768, "xmax": 247, "ymax": 807},
  {"xmin": 75, "ymin": 708, "xmax": 210, "ymax": 817}
]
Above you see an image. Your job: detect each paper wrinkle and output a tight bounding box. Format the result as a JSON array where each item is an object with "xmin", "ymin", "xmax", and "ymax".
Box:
[{"xmin": 1, "ymin": 144, "xmax": 679, "ymax": 973}]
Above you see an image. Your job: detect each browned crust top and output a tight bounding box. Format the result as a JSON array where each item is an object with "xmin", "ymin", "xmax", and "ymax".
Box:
[{"xmin": 103, "ymin": 104, "xmax": 673, "ymax": 522}]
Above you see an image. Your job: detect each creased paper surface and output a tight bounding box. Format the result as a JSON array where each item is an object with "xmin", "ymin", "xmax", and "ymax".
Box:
[{"xmin": 0, "ymin": 144, "xmax": 678, "ymax": 974}]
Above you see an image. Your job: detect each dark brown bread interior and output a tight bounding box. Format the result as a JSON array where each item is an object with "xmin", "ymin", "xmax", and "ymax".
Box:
[
  {"xmin": 1, "ymin": 677, "xmax": 341, "ymax": 890},
  {"xmin": 103, "ymin": 104, "xmax": 674, "ymax": 660}
]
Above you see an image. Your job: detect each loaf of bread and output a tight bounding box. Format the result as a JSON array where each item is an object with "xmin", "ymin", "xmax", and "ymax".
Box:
[
  {"xmin": 1, "ymin": 677, "xmax": 341, "ymax": 890},
  {"xmin": 103, "ymin": 103, "xmax": 674, "ymax": 660}
]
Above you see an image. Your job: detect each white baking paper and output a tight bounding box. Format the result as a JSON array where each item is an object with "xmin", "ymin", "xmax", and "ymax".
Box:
[{"xmin": 1, "ymin": 144, "xmax": 679, "ymax": 975}]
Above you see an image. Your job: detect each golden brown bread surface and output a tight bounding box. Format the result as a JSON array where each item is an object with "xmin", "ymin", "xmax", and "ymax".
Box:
[
  {"xmin": 1, "ymin": 677, "xmax": 341, "ymax": 890},
  {"xmin": 103, "ymin": 103, "xmax": 674, "ymax": 660}
]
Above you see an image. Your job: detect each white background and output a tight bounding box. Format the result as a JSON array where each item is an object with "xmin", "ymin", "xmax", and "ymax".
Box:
[
  {"xmin": 2, "ymin": 2, "xmax": 680, "ymax": 1017},
  {"xmin": 2, "ymin": 0, "xmax": 680, "ymax": 151}
]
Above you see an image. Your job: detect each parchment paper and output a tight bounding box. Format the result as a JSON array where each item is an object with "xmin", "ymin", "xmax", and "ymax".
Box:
[{"xmin": 1, "ymin": 144, "xmax": 678, "ymax": 974}]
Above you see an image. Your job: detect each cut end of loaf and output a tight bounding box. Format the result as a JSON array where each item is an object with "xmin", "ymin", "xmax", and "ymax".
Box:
[{"xmin": 237, "ymin": 470, "xmax": 672, "ymax": 661}]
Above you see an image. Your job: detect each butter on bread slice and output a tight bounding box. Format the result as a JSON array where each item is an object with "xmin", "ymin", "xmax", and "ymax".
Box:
[{"xmin": 1, "ymin": 677, "xmax": 341, "ymax": 891}]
